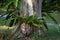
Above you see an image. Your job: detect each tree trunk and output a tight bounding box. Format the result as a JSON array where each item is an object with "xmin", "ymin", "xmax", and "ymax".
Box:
[
  {"xmin": 33, "ymin": 0, "xmax": 43, "ymax": 17},
  {"xmin": 20, "ymin": 0, "xmax": 34, "ymax": 17},
  {"xmin": 7, "ymin": 0, "xmax": 43, "ymax": 40},
  {"xmin": 20, "ymin": 0, "xmax": 43, "ymax": 17}
]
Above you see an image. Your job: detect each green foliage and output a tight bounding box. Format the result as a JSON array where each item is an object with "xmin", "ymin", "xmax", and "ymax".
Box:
[
  {"xmin": 42, "ymin": 0, "xmax": 60, "ymax": 12},
  {"xmin": 9, "ymin": 19, "xmax": 15, "ymax": 27},
  {"xmin": 0, "ymin": 0, "xmax": 60, "ymax": 12},
  {"xmin": 42, "ymin": 12, "xmax": 58, "ymax": 24},
  {"xmin": 46, "ymin": 13, "xmax": 58, "ymax": 24},
  {"xmin": 0, "ymin": 0, "xmax": 58, "ymax": 29},
  {"xmin": 13, "ymin": 0, "xmax": 19, "ymax": 8},
  {"xmin": 0, "ymin": 10, "xmax": 48, "ymax": 29},
  {"xmin": 0, "ymin": 0, "xmax": 21, "ymax": 11},
  {"xmin": 0, "ymin": 0, "xmax": 59, "ymax": 40}
]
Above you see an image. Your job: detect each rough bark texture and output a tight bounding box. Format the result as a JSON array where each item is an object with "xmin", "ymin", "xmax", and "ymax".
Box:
[
  {"xmin": 7, "ymin": 0, "xmax": 43, "ymax": 40},
  {"xmin": 20, "ymin": 0, "xmax": 43, "ymax": 17},
  {"xmin": 33, "ymin": 0, "xmax": 43, "ymax": 17},
  {"xmin": 20, "ymin": 0, "xmax": 34, "ymax": 17},
  {"xmin": 20, "ymin": 23, "xmax": 32, "ymax": 35}
]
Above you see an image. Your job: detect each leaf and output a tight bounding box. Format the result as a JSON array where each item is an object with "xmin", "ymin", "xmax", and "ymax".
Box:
[
  {"xmin": 32, "ymin": 23, "xmax": 41, "ymax": 28},
  {"xmin": 42, "ymin": 18, "xmax": 48, "ymax": 30},
  {"xmin": 1, "ymin": 1, "xmax": 13, "ymax": 9},
  {"xmin": 13, "ymin": 0, "xmax": 19, "ymax": 8},
  {"xmin": 42, "ymin": 13, "xmax": 47, "ymax": 17},
  {"xmin": 17, "ymin": 2, "xmax": 22, "ymax": 10},
  {"xmin": 14, "ymin": 18, "xmax": 19, "ymax": 25},
  {"xmin": 5, "ymin": 14, "xmax": 11, "ymax": 20},
  {"xmin": 5, "ymin": 10, "xmax": 15, "ymax": 20},
  {"xmin": 9, "ymin": 19, "xmax": 15, "ymax": 27},
  {"xmin": 33, "ymin": 17, "xmax": 43, "ymax": 23},
  {"xmin": 26, "ymin": 14, "xmax": 36, "ymax": 23},
  {"xmin": 47, "ymin": 13, "xmax": 58, "ymax": 24},
  {"xmin": 26, "ymin": 15, "xmax": 34, "ymax": 23},
  {"xmin": 43, "ymin": 22, "xmax": 48, "ymax": 30}
]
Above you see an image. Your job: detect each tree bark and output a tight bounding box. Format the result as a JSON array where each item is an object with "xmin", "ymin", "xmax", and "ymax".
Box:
[
  {"xmin": 20, "ymin": 0, "xmax": 43, "ymax": 17},
  {"xmin": 7, "ymin": 0, "xmax": 43, "ymax": 40},
  {"xmin": 20, "ymin": 0, "xmax": 34, "ymax": 17},
  {"xmin": 33, "ymin": 0, "xmax": 43, "ymax": 17}
]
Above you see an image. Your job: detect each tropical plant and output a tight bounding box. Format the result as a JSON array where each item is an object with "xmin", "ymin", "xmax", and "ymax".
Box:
[{"xmin": 0, "ymin": 0, "xmax": 58, "ymax": 40}]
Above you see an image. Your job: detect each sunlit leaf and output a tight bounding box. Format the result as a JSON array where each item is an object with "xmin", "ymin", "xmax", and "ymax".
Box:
[
  {"xmin": 17, "ymin": 1, "xmax": 22, "ymax": 10},
  {"xmin": 32, "ymin": 23, "xmax": 41, "ymax": 28},
  {"xmin": 13, "ymin": 0, "xmax": 19, "ymax": 8}
]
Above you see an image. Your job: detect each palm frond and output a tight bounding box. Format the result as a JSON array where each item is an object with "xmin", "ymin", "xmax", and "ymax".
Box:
[
  {"xmin": 42, "ymin": 18, "xmax": 48, "ymax": 30},
  {"xmin": 46, "ymin": 13, "xmax": 58, "ymax": 24}
]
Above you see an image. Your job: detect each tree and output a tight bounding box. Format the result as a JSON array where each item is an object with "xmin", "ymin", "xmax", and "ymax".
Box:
[{"xmin": 0, "ymin": 0, "xmax": 58, "ymax": 40}]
